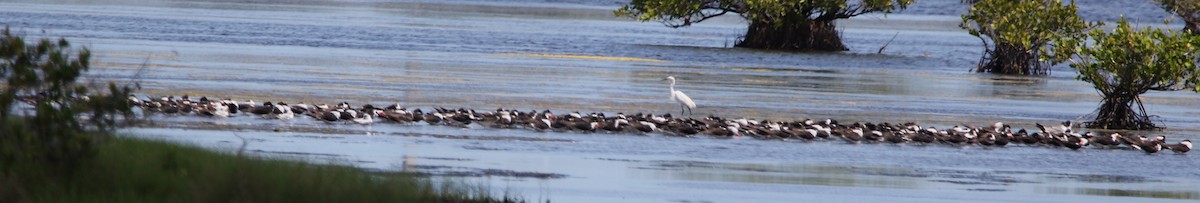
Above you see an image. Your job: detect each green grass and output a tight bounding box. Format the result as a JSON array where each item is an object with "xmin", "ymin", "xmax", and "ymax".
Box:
[{"xmin": 1, "ymin": 137, "xmax": 520, "ymax": 203}]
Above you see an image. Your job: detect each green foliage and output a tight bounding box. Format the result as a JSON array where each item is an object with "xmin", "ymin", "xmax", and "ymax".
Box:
[
  {"xmin": 0, "ymin": 28, "xmax": 514, "ymax": 203},
  {"xmin": 1074, "ymin": 19, "xmax": 1200, "ymax": 96},
  {"xmin": 1154, "ymin": 0, "xmax": 1199, "ymax": 34},
  {"xmin": 960, "ymin": 0, "xmax": 1093, "ymax": 75},
  {"xmin": 0, "ymin": 27, "xmax": 134, "ymax": 171},
  {"xmin": 615, "ymin": 0, "xmax": 913, "ymax": 51},
  {"xmin": 1072, "ymin": 18, "xmax": 1200, "ymax": 129},
  {"xmin": 616, "ymin": 0, "xmax": 914, "ymax": 28},
  {"xmin": 1, "ymin": 137, "xmax": 518, "ymax": 203}
]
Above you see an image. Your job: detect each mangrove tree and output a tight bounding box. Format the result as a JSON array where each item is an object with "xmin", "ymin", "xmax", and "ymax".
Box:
[
  {"xmin": 1072, "ymin": 19, "xmax": 1200, "ymax": 130},
  {"xmin": 960, "ymin": 0, "xmax": 1092, "ymax": 75},
  {"xmin": 615, "ymin": 0, "xmax": 915, "ymax": 51},
  {"xmin": 1155, "ymin": 0, "xmax": 1199, "ymax": 34}
]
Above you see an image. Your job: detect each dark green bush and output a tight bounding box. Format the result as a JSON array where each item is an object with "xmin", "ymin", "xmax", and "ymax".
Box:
[
  {"xmin": 0, "ymin": 27, "xmax": 518, "ymax": 203},
  {"xmin": 0, "ymin": 26, "xmax": 134, "ymax": 172}
]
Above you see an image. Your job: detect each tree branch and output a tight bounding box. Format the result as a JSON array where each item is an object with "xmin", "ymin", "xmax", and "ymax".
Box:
[
  {"xmin": 667, "ymin": 9, "xmax": 732, "ymax": 28},
  {"xmin": 663, "ymin": 1, "xmax": 743, "ymax": 28}
]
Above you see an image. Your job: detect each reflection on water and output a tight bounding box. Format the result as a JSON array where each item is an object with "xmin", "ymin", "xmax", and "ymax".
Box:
[
  {"xmin": 1043, "ymin": 187, "xmax": 1200, "ymax": 200},
  {"xmin": 643, "ymin": 162, "xmax": 921, "ymax": 189},
  {"xmin": 642, "ymin": 161, "xmax": 1200, "ymax": 200},
  {"xmin": 981, "ymin": 75, "xmax": 1052, "ymax": 99}
]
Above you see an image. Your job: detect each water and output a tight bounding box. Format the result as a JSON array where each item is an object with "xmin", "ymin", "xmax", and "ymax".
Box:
[{"xmin": 4, "ymin": 0, "xmax": 1199, "ymax": 202}]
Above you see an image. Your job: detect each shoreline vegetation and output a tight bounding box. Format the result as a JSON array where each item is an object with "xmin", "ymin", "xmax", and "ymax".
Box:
[
  {"xmin": 1, "ymin": 137, "xmax": 526, "ymax": 203},
  {"xmin": 0, "ymin": 26, "xmax": 526, "ymax": 203}
]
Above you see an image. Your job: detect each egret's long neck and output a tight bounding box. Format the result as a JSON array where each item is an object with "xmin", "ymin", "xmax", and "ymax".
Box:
[{"xmin": 669, "ymin": 80, "xmax": 676, "ymax": 92}]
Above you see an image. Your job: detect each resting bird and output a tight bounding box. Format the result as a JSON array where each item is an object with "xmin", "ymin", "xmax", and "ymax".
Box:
[
  {"xmin": 1164, "ymin": 139, "xmax": 1191, "ymax": 154},
  {"xmin": 663, "ymin": 76, "xmax": 696, "ymax": 115}
]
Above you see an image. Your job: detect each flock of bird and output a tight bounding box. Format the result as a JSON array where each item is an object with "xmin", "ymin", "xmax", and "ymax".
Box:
[
  {"xmin": 128, "ymin": 94, "xmax": 1191, "ymax": 155},
  {"xmin": 112, "ymin": 76, "xmax": 1192, "ymax": 154}
]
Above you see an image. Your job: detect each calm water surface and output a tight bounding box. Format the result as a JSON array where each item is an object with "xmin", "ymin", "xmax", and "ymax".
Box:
[{"xmin": 3, "ymin": 0, "xmax": 1198, "ymax": 202}]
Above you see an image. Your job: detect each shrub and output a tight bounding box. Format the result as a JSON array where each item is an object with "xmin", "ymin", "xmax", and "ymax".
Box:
[
  {"xmin": 960, "ymin": 0, "xmax": 1093, "ymax": 75},
  {"xmin": 1072, "ymin": 19, "xmax": 1200, "ymax": 129},
  {"xmin": 0, "ymin": 26, "xmax": 134, "ymax": 172}
]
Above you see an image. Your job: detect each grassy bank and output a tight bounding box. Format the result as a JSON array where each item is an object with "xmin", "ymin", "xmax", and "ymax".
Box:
[{"xmin": 1, "ymin": 137, "xmax": 518, "ymax": 203}]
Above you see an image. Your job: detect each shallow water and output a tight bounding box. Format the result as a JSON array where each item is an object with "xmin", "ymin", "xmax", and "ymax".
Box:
[
  {"xmin": 124, "ymin": 121, "xmax": 1200, "ymax": 203},
  {"xmin": 5, "ymin": 0, "xmax": 1200, "ymax": 202}
]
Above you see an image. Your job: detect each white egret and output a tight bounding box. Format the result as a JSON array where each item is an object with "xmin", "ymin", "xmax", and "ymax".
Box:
[{"xmin": 663, "ymin": 76, "xmax": 696, "ymax": 115}]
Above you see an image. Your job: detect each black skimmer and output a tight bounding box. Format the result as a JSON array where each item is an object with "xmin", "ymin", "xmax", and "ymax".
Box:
[
  {"xmin": 631, "ymin": 121, "xmax": 657, "ymax": 133},
  {"xmin": 570, "ymin": 120, "xmax": 600, "ymax": 132},
  {"xmin": 531, "ymin": 118, "xmax": 552, "ymax": 131},
  {"xmin": 1132, "ymin": 136, "xmax": 1165, "ymax": 154},
  {"xmin": 317, "ymin": 110, "xmax": 341, "ymax": 122},
  {"xmin": 1164, "ymin": 139, "xmax": 1191, "ymax": 154},
  {"xmin": 665, "ymin": 121, "xmax": 699, "ymax": 136},
  {"xmin": 703, "ymin": 123, "xmax": 740, "ymax": 137},
  {"xmin": 883, "ymin": 130, "xmax": 908, "ymax": 144},
  {"xmin": 1012, "ymin": 129, "xmax": 1037, "ymax": 145},
  {"xmin": 835, "ymin": 125, "xmax": 863, "ymax": 144},
  {"xmin": 1088, "ymin": 132, "xmax": 1122, "ymax": 148},
  {"xmin": 249, "ymin": 102, "xmax": 273, "ymax": 115},
  {"xmin": 979, "ymin": 132, "xmax": 997, "ymax": 146},
  {"xmin": 788, "ymin": 127, "xmax": 817, "ymax": 140},
  {"xmin": 911, "ymin": 128, "xmax": 937, "ymax": 144},
  {"xmin": 422, "ymin": 111, "xmax": 444, "ymax": 125},
  {"xmin": 1061, "ymin": 133, "xmax": 1087, "ymax": 150},
  {"xmin": 198, "ymin": 101, "xmax": 231, "ymax": 117},
  {"xmin": 350, "ymin": 109, "xmax": 376, "ymax": 125},
  {"xmin": 271, "ymin": 102, "xmax": 294, "ymax": 120},
  {"xmin": 601, "ymin": 118, "xmax": 628, "ymax": 132}
]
